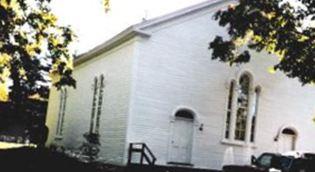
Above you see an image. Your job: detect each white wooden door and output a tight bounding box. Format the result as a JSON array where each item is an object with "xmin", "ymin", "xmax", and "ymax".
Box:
[
  {"xmin": 170, "ymin": 117, "xmax": 193, "ymax": 164},
  {"xmin": 280, "ymin": 134, "xmax": 295, "ymax": 153}
]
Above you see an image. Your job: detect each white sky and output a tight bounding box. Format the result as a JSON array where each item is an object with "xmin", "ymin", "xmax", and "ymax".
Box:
[{"xmin": 51, "ymin": 0, "xmax": 205, "ymax": 54}]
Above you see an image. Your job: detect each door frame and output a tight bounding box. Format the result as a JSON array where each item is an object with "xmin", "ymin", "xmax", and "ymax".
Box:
[
  {"xmin": 280, "ymin": 127, "xmax": 298, "ymax": 152},
  {"xmin": 167, "ymin": 108, "xmax": 199, "ymax": 166},
  {"xmin": 275, "ymin": 126, "xmax": 298, "ymax": 153},
  {"xmin": 280, "ymin": 133, "xmax": 296, "ymax": 152}
]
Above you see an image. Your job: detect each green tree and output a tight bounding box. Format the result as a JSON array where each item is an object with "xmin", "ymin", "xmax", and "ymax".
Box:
[
  {"xmin": 0, "ymin": 0, "xmax": 76, "ymax": 108},
  {"xmin": 209, "ymin": 0, "xmax": 315, "ymax": 85}
]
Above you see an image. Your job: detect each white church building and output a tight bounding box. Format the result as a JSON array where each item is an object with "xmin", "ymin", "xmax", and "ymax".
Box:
[{"xmin": 45, "ymin": 0, "xmax": 315, "ymax": 170}]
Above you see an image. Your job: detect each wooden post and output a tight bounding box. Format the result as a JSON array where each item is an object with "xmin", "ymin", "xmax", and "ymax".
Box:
[
  {"xmin": 128, "ymin": 143, "xmax": 132, "ymax": 165},
  {"xmin": 140, "ymin": 144, "xmax": 144, "ymax": 164}
]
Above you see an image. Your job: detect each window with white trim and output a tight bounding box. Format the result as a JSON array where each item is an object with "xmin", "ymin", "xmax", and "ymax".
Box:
[
  {"xmin": 224, "ymin": 72, "xmax": 261, "ymax": 144},
  {"xmin": 89, "ymin": 74, "xmax": 105, "ymax": 135},
  {"xmin": 250, "ymin": 86, "xmax": 260, "ymax": 142},
  {"xmin": 56, "ymin": 87, "xmax": 67, "ymax": 137},
  {"xmin": 234, "ymin": 74, "xmax": 250, "ymax": 141},
  {"xmin": 225, "ymin": 81, "xmax": 235, "ymax": 139}
]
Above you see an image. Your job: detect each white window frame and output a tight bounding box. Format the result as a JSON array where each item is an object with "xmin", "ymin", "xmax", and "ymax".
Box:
[
  {"xmin": 55, "ymin": 87, "xmax": 67, "ymax": 139},
  {"xmin": 89, "ymin": 74, "xmax": 105, "ymax": 135},
  {"xmin": 222, "ymin": 71, "xmax": 261, "ymax": 147}
]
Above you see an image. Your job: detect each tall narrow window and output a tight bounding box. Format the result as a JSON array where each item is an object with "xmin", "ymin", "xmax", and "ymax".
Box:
[
  {"xmin": 90, "ymin": 77, "xmax": 98, "ymax": 134},
  {"xmin": 89, "ymin": 75, "xmax": 105, "ymax": 135},
  {"xmin": 250, "ymin": 87, "xmax": 260, "ymax": 142},
  {"xmin": 95, "ymin": 74, "xmax": 105, "ymax": 134},
  {"xmin": 56, "ymin": 88, "xmax": 67, "ymax": 136},
  {"xmin": 235, "ymin": 74, "xmax": 250, "ymax": 141},
  {"xmin": 225, "ymin": 81, "xmax": 235, "ymax": 139}
]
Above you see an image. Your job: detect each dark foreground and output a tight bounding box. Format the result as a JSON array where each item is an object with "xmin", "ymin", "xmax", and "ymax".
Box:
[
  {"xmin": 0, "ymin": 147, "xmax": 221, "ymax": 172},
  {"xmin": 0, "ymin": 147, "xmax": 123, "ymax": 172}
]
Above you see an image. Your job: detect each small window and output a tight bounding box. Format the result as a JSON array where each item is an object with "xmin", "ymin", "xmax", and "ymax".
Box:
[
  {"xmin": 282, "ymin": 128, "xmax": 296, "ymax": 135},
  {"xmin": 175, "ymin": 109, "xmax": 194, "ymax": 120}
]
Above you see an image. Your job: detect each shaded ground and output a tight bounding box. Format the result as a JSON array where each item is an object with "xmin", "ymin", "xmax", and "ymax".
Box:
[
  {"xmin": 0, "ymin": 147, "xmax": 221, "ymax": 172},
  {"xmin": 0, "ymin": 100, "xmax": 48, "ymax": 145},
  {"xmin": 0, "ymin": 147, "xmax": 124, "ymax": 172}
]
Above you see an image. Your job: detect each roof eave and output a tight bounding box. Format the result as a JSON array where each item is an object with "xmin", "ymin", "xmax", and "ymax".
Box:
[
  {"xmin": 74, "ymin": 26, "xmax": 151, "ymax": 66},
  {"xmin": 135, "ymin": 0, "xmax": 236, "ymax": 30}
]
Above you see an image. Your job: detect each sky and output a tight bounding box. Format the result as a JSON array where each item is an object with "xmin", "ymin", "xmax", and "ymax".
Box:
[{"xmin": 51, "ymin": 0, "xmax": 205, "ymax": 54}]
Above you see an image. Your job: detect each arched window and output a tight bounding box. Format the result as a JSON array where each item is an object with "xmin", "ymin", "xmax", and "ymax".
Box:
[
  {"xmin": 250, "ymin": 87, "xmax": 261, "ymax": 142},
  {"xmin": 225, "ymin": 81, "xmax": 235, "ymax": 139},
  {"xmin": 175, "ymin": 109, "xmax": 194, "ymax": 120},
  {"xmin": 223, "ymin": 72, "xmax": 260, "ymax": 143},
  {"xmin": 282, "ymin": 128, "xmax": 296, "ymax": 135},
  {"xmin": 235, "ymin": 74, "xmax": 251, "ymax": 141}
]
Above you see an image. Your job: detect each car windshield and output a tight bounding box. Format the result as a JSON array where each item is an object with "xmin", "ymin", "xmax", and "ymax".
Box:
[
  {"xmin": 256, "ymin": 154, "xmax": 293, "ymax": 169},
  {"xmin": 257, "ymin": 154, "xmax": 273, "ymax": 167}
]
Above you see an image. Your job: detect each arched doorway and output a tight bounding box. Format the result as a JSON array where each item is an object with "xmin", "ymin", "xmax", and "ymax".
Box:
[
  {"xmin": 279, "ymin": 128, "xmax": 297, "ymax": 153},
  {"xmin": 169, "ymin": 109, "xmax": 194, "ymax": 164}
]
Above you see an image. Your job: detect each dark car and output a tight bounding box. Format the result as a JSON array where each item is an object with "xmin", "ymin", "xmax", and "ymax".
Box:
[
  {"xmin": 222, "ymin": 153, "xmax": 295, "ymax": 172},
  {"xmin": 292, "ymin": 153, "xmax": 315, "ymax": 172}
]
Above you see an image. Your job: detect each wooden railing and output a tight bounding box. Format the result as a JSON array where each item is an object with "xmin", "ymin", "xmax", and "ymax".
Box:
[{"xmin": 128, "ymin": 143, "xmax": 157, "ymax": 166}]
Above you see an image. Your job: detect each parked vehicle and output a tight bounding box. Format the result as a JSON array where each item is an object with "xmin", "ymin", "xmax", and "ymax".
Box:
[
  {"xmin": 282, "ymin": 151, "xmax": 315, "ymax": 172},
  {"xmin": 282, "ymin": 151, "xmax": 315, "ymax": 159},
  {"xmin": 222, "ymin": 153, "xmax": 296, "ymax": 172}
]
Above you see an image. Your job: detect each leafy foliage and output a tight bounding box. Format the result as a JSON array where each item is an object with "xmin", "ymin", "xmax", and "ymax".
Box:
[
  {"xmin": 0, "ymin": 0, "xmax": 76, "ymax": 104},
  {"xmin": 209, "ymin": 0, "xmax": 315, "ymax": 85}
]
